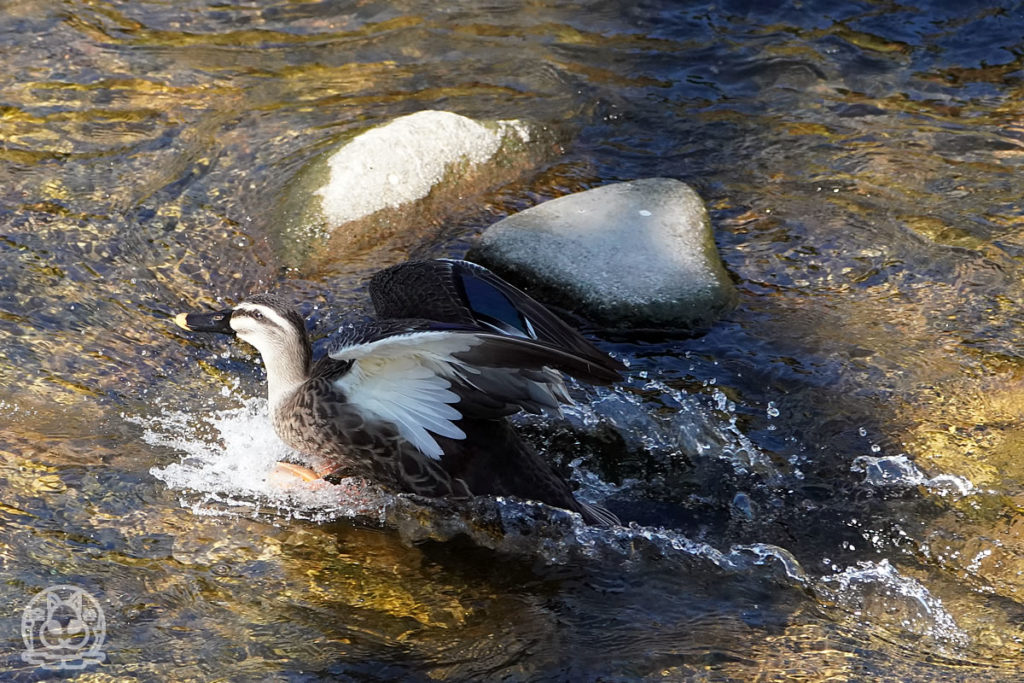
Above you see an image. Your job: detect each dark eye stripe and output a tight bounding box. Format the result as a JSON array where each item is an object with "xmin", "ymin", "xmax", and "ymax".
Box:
[{"xmin": 237, "ymin": 308, "xmax": 268, "ymax": 322}]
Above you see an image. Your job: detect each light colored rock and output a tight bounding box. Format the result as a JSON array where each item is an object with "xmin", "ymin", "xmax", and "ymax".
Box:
[
  {"xmin": 274, "ymin": 110, "xmax": 541, "ymax": 267},
  {"xmin": 470, "ymin": 178, "xmax": 736, "ymax": 328},
  {"xmin": 316, "ymin": 110, "xmax": 531, "ymax": 227}
]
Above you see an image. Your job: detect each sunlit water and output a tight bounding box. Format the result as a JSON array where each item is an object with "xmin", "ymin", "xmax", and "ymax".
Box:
[{"xmin": 3, "ymin": 0, "xmax": 1024, "ymax": 680}]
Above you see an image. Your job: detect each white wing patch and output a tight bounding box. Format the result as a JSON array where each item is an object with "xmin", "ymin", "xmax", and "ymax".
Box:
[
  {"xmin": 331, "ymin": 332, "xmax": 482, "ymax": 459},
  {"xmin": 330, "ymin": 330, "xmax": 480, "ymax": 364}
]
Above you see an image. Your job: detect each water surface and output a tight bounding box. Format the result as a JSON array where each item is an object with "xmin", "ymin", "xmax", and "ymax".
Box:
[{"xmin": 3, "ymin": 1, "xmax": 1024, "ymax": 680}]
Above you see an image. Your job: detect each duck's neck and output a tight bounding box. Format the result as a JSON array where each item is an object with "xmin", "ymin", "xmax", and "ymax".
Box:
[{"xmin": 262, "ymin": 339, "xmax": 312, "ymax": 413}]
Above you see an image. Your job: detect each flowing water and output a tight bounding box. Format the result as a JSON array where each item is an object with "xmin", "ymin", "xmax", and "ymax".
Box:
[{"xmin": 2, "ymin": 0, "xmax": 1024, "ymax": 680}]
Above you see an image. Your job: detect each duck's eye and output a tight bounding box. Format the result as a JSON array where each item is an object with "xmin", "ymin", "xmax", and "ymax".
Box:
[{"xmin": 250, "ymin": 310, "xmax": 264, "ymax": 321}]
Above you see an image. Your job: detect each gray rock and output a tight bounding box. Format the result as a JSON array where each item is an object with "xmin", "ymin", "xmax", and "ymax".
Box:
[
  {"xmin": 273, "ymin": 110, "xmax": 538, "ymax": 267},
  {"xmin": 316, "ymin": 110, "xmax": 532, "ymax": 227},
  {"xmin": 469, "ymin": 178, "xmax": 736, "ymax": 328}
]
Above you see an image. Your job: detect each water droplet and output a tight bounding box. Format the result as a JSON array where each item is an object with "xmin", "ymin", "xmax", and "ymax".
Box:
[{"xmin": 732, "ymin": 492, "xmax": 754, "ymax": 519}]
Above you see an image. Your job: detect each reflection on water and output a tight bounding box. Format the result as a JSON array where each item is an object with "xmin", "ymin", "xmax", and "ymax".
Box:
[{"xmin": 3, "ymin": 0, "xmax": 1024, "ymax": 679}]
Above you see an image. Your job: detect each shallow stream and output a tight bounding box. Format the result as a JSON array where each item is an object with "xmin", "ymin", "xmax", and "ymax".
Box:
[{"xmin": 3, "ymin": 1, "xmax": 1024, "ymax": 680}]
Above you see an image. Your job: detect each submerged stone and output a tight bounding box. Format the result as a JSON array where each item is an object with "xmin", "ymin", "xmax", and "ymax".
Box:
[
  {"xmin": 275, "ymin": 110, "xmax": 539, "ymax": 268},
  {"xmin": 469, "ymin": 178, "xmax": 736, "ymax": 328},
  {"xmin": 316, "ymin": 110, "xmax": 532, "ymax": 227}
]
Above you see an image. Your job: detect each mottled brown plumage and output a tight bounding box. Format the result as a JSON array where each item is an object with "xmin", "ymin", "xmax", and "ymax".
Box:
[{"xmin": 175, "ymin": 259, "xmax": 624, "ymax": 525}]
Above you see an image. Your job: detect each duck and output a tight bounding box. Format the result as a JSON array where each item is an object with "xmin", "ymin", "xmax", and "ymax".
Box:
[{"xmin": 174, "ymin": 258, "xmax": 624, "ymax": 526}]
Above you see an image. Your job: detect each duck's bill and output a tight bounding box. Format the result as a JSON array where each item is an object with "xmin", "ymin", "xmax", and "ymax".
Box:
[{"xmin": 173, "ymin": 309, "xmax": 235, "ymax": 334}]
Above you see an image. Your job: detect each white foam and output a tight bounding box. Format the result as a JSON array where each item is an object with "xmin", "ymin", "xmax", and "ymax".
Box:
[
  {"xmin": 136, "ymin": 397, "xmax": 388, "ymax": 523},
  {"xmin": 851, "ymin": 454, "xmax": 977, "ymax": 498}
]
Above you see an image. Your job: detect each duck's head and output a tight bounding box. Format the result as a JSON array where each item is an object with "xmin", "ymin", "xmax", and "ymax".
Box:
[{"xmin": 175, "ymin": 295, "xmax": 311, "ymax": 398}]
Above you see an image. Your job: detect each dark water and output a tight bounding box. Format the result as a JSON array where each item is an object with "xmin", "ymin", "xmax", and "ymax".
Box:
[{"xmin": 3, "ymin": 0, "xmax": 1024, "ymax": 679}]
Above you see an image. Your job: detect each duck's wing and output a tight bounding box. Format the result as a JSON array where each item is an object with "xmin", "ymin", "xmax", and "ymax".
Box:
[
  {"xmin": 369, "ymin": 259, "xmax": 626, "ymax": 374},
  {"xmin": 327, "ymin": 320, "xmax": 621, "ymax": 460}
]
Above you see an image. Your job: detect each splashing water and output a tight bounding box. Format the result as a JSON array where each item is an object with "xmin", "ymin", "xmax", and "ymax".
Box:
[
  {"xmin": 134, "ymin": 397, "xmax": 388, "ymax": 522},
  {"xmin": 134, "ymin": 392, "xmax": 794, "ymax": 577},
  {"xmin": 851, "ymin": 454, "xmax": 978, "ymax": 498},
  {"xmin": 133, "ymin": 388, "xmax": 790, "ymax": 568},
  {"xmin": 130, "ymin": 391, "xmax": 968, "ymax": 657},
  {"xmin": 816, "ymin": 559, "xmax": 969, "ymax": 649},
  {"xmin": 564, "ymin": 378, "xmax": 777, "ymax": 478}
]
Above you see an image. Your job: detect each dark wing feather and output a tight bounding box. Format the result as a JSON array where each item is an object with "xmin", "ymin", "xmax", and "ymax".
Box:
[
  {"xmin": 450, "ymin": 330, "xmax": 622, "ymax": 386},
  {"xmin": 433, "ymin": 418, "xmax": 620, "ymax": 526},
  {"xmin": 369, "ymin": 259, "xmax": 625, "ymax": 375},
  {"xmin": 370, "ymin": 260, "xmax": 469, "ymax": 325}
]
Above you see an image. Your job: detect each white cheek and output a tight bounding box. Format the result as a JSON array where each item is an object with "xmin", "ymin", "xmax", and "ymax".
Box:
[
  {"xmin": 232, "ymin": 323, "xmax": 261, "ymax": 344},
  {"xmin": 235, "ymin": 326, "xmax": 281, "ymax": 351}
]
